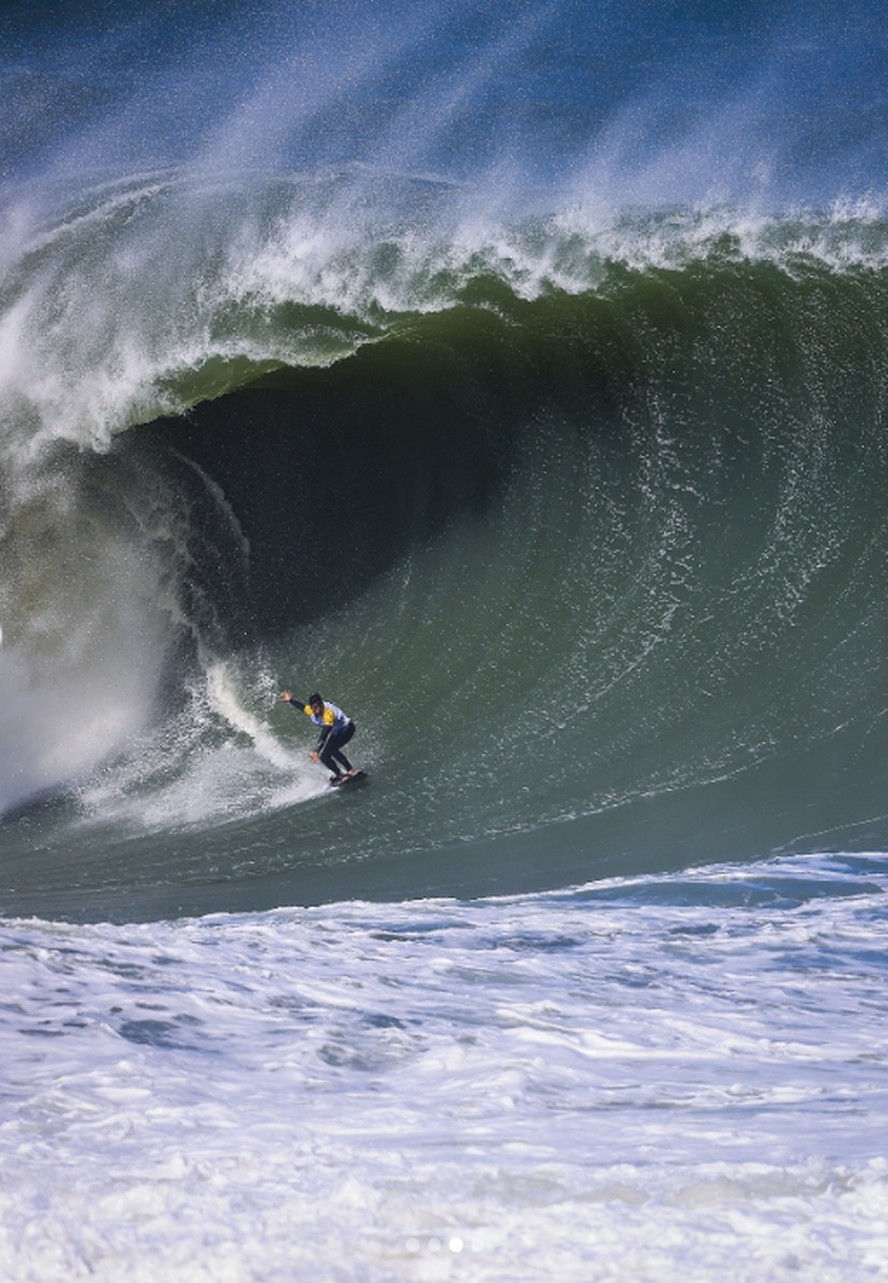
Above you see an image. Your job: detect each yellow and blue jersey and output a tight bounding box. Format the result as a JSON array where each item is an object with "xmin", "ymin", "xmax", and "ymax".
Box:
[{"xmin": 302, "ymin": 700, "xmax": 348, "ymax": 733}]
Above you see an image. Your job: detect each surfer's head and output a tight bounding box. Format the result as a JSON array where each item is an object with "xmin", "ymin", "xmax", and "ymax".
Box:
[{"xmin": 309, "ymin": 694, "xmax": 324, "ymax": 714}]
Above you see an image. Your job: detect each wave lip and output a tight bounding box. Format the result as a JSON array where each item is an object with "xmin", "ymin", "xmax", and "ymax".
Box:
[{"xmin": 5, "ymin": 173, "xmax": 888, "ymax": 453}]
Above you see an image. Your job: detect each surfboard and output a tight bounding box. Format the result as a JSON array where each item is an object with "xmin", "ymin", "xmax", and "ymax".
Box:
[{"xmin": 328, "ymin": 771, "xmax": 368, "ymax": 789}]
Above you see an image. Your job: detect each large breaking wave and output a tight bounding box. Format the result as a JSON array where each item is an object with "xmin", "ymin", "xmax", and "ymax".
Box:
[{"xmin": 1, "ymin": 170, "xmax": 887, "ymax": 919}]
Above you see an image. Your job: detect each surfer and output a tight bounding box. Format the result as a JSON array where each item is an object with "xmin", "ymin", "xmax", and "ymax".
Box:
[{"xmin": 280, "ymin": 690, "xmax": 359, "ymax": 785}]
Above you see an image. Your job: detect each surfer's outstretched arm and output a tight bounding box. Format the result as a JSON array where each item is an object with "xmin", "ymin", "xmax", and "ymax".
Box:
[{"xmin": 280, "ymin": 691, "xmax": 308, "ymax": 710}]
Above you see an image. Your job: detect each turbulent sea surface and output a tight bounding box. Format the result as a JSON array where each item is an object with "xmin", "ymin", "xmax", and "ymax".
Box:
[{"xmin": 2, "ymin": 1, "xmax": 888, "ymax": 1278}]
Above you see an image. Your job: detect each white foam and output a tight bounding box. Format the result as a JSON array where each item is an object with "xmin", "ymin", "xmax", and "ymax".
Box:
[{"xmin": 1, "ymin": 855, "xmax": 887, "ymax": 1281}]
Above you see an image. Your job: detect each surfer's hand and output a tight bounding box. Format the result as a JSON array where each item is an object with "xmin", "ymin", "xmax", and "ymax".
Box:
[
  {"xmin": 310, "ymin": 751, "xmax": 319, "ymax": 762},
  {"xmin": 280, "ymin": 691, "xmax": 292, "ymax": 703}
]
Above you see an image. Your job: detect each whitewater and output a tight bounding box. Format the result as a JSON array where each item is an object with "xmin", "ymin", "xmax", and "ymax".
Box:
[
  {"xmin": 4, "ymin": 855, "xmax": 888, "ymax": 1282},
  {"xmin": 3, "ymin": 0, "xmax": 888, "ymax": 1278}
]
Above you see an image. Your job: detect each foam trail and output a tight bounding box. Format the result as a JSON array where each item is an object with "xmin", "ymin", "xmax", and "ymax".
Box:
[{"xmin": 206, "ymin": 662, "xmax": 298, "ymax": 772}]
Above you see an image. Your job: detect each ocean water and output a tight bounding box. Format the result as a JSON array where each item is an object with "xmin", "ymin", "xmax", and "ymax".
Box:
[{"xmin": 2, "ymin": 0, "xmax": 888, "ymax": 1278}]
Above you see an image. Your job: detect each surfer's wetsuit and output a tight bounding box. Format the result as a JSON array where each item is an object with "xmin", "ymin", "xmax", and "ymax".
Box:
[{"xmin": 289, "ymin": 697, "xmax": 356, "ymax": 779}]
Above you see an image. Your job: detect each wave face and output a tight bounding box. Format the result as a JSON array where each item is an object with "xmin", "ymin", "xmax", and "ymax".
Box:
[{"xmin": 1, "ymin": 0, "xmax": 888, "ymax": 922}]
